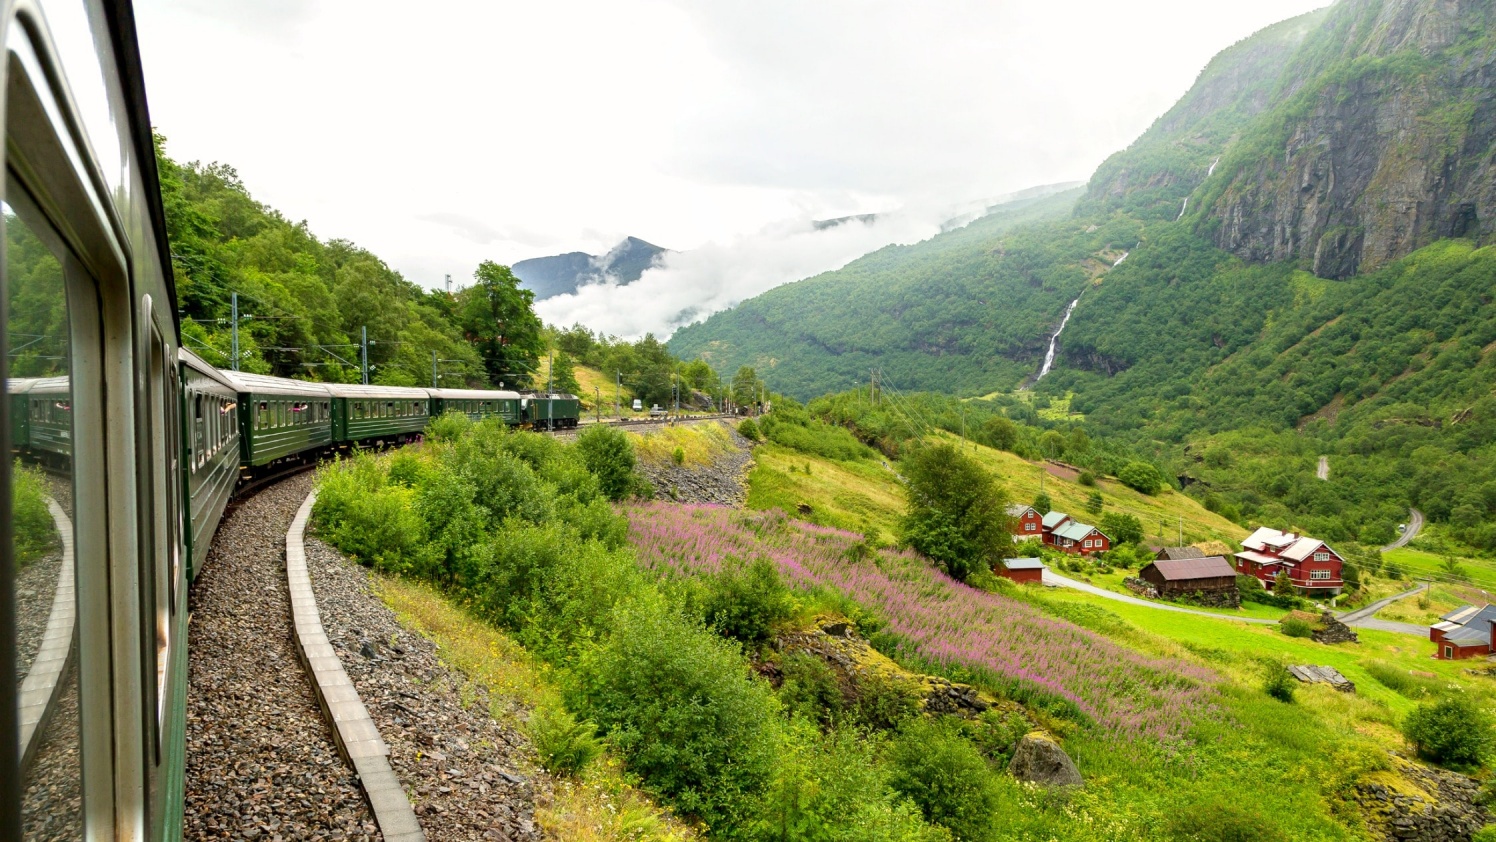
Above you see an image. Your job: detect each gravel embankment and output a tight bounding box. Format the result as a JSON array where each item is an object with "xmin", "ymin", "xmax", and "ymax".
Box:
[
  {"xmin": 185, "ymin": 473, "xmax": 378, "ymax": 840},
  {"xmin": 305, "ymin": 537, "xmax": 546, "ymax": 841},
  {"xmin": 635, "ymin": 424, "xmax": 755, "ymax": 506}
]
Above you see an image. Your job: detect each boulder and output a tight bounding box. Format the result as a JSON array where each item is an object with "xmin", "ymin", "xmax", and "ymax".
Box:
[{"xmin": 1008, "ymin": 732, "xmax": 1083, "ymax": 788}]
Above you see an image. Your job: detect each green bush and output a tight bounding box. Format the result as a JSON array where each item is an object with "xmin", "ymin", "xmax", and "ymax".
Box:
[
  {"xmin": 1263, "ymin": 661, "xmax": 1296, "ymax": 703},
  {"xmin": 575, "ymin": 423, "xmax": 637, "ymax": 501},
  {"xmin": 699, "ymin": 556, "xmax": 795, "ymax": 645},
  {"xmin": 887, "ymin": 718, "xmax": 1002, "ymax": 841},
  {"xmin": 1404, "ymin": 697, "xmax": 1495, "ymax": 767},
  {"xmin": 850, "ymin": 672, "xmax": 920, "ymax": 731},
  {"xmin": 1117, "ymin": 461, "xmax": 1167, "ymax": 495},
  {"xmin": 900, "ymin": 443, "xmax": 1009, "ymax": 582},
  {"xmin": 526, "ymin": 703, "xmax": 602, "ymax": 777},
  {"xmin": 737, "ymin": 418, "xmax": 762, "ymax": 441},
  {"xmin": 671, "ymin": 446, "xmax": 686, "ymax": 466},
  {"xmin": 576, "ymin": 601, "xmax": 780, "ymax": 829},
  {"xmin": 777, "ymin": 652, "xmax": 845, "ymax": 726},
  {"xmin": 1078, "ymin": 470, "xmax": 1097, "ymax": 487},
  {"xmin": 1280, "ymin": 618, "xmax": 1314, "ymax": 638},
  {"xmin": 426, "ymin": 410, "xmax": 471, "ymax": 443},
  {"xmin": 12, "ymin": 461, "xmax": 57, "ymax": 567}
]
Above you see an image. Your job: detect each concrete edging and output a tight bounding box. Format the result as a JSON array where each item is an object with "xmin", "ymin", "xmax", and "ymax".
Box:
[
  {"xmin": 287, "ymin": 490, "xmax": 424, "ymax": 841},
  {"xmin": 17, "ymin": 498, "xmax": 77, "ymax": 768}
]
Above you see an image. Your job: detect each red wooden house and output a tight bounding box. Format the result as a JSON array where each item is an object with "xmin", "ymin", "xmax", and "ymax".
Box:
[
  {"xmin": 1233, "ymin": 527, "xmax": 1344, "ymax": 596},
  {"xmin": 1006, "ymin": 504, "xmax": 1043, "ymax": 538},
  {"xmin": 1041, "ymin": 511, "xmax": 1111, "ymax": 556},
  {"xmin": 1430, "ymin": 605, "xmax": 1496, "ymax": 660}
]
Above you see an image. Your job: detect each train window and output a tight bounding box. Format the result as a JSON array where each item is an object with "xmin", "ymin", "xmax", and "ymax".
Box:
[{"xmin": 5, "ymin": 194, "xmax": 82, "ymax": 836}]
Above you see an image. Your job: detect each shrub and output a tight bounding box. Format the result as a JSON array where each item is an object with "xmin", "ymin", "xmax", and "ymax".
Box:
[
  {"xmin": 671, "ymin": 446, "xmax": 686, "ymax": 466},
  {"xmin": 887, "ymin": 718, "xmax": 1001, "ymax": 841},
  {"xmin": 777, "ymin": 652, "xmax": 845, "ymax": 726},
  {"xmin": 737, "ymin": 418, "xmax": 761, "ymax": 441},
  {"xmin": 1085, "ymin": 491, "xmax": 1104, "ymax": 515},
  {"xmin": 1404, "ymin": 697, "xmax": 1495, "ymax": 767},
  {"xmin": 12, "ymin": 461, "xmax": 57, "ymax": 567},
  {"xmin": 1118, "ymin": 461, "xmax": 1167, "ymax": 495},
  {"xmin": 576, "ymin": 601, "xmax": 780, "ymax": 828},
  {"xmin": 1078, "ymin": 470, "xmax": 1097, "ymax": 487},
  {"xmin": 526, "ymin": 703, "xmax": 602, "ymax": 777},
  {"xmin": 850, "ymin": 672, "xmax": 920, "ymax": 731},
  {"xmin": 700, "ymin": 556, "xmax": 794, "ymax": 645},
  {"xmin": 1263, "ymin": 661, "xmax": 1295, "ymax": 703},
  {"xmin": 426, "ymin": 410, "xmax": 471, "ymax": 443},
  {"xmin": 576, "ymin": 424, "xmax": 637, "ymax": 501},
  {"xmin": 1280, "ymin": 618, "xmax": 1314, "ymax": 638}
]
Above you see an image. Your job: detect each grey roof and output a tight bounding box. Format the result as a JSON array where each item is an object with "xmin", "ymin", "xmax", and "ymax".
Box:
[
  {"xmin": 425, "ymin": 388, "xmax": 522, "ymax": 400},
  {"xmin": 1442, "ymin": 604, "xmax": 1484, "ymax": 624},
  {"xmin": 220, "ymin": 370, "xmax": 333, "ymax": 398},
  {"xmin": 321, "ymin": 383, "xmax": 430, "ymax": 400},
  {"xmin": 1444, "ymin": 624, "xmax": 1493, "ymax": 645},
  {"xmin": 1006, "ymin": 504, "xmax": 1037, "ymax": 518},
  {"xmin": 179, "ymin": 348, "xmax": 239, "ymax": 388},
  {"xmin": 1041, "ymin": 511, "xmax": 1071, "ymax": 529},
  {"xmin": 1053, "ymin": 521, "xmax": 1105, "ymax": 542},
  {"xmin": 1157, "ymin": 546, "xmax": 1207, "ymax": 561},
  {"xmin": 1003, "ymin": 557, "xmax": 1046, "ymax": 570},
  {"xmin": 1146, "ymin": 556, "xmax": 1236, "ymax": 581}
]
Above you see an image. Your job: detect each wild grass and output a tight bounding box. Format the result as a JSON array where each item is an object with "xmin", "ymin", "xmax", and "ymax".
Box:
[
  {"xmin": 745, "ymin": 443, "xmax": 906, "ymax": 543},
  {"xmin": 630, "ymin": 422, "xmax": 738, "ymax": 468},
  {"xmin": 12, "ymin": 461, "xmax": 58, "ymax": 567}
]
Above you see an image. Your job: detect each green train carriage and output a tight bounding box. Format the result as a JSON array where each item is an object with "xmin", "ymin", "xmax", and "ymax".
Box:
[
  {"xmin": 425, "ymin": 387, "xmax": 522, "ymax": 424},
  {"xmin": 180, "ymin": 351, "xmax": 240, "ymax": 580},
  {"xmin": 519, "ymin": 391, "xmax": 580, "ymax": 430},
  {"xmin": 221, "ymin": 370, "xmax": 334, "ymax": 468},
  {"xmin": 325, "ymin": 383, "xmax": 430, "ymax": 446}
]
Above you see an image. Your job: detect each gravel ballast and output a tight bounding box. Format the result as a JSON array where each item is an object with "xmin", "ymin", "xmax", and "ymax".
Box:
[
  {"xmin": 304, "ymin": 536, "xmax": 547, "ymax": 841},
  {"xmin": 185, "ymin": 473, "xmax": 378, "ymax": 840}
]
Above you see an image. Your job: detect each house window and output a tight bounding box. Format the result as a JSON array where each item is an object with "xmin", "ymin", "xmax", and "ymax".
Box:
[
  {"xmin": 1025, "ymin": 523, "xmax": 1036, "ymax": 532},
  {"xmin": 1310, "ymin": 570, "xmax": 1331, "ymax": 580},
  {"xmin": 1446, "ymin": 646, "xmax": 1454, "ymax": 659},
  {"xmin": 1313, "ymin": 551, "xmax": 1330, "ymax": 562}
]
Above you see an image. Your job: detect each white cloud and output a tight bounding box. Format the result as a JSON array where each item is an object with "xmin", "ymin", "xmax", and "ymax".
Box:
[{"xmin": 134, "ymin": 0, "xmax": 1331, "ymax": 333}]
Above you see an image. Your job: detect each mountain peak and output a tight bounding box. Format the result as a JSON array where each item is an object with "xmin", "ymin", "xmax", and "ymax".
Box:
[{"xmin": 512, "ymin": 236, "xmax": 670, "ymax": 301}]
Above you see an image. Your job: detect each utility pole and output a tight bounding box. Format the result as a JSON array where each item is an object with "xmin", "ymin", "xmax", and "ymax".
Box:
[
  {"xmin": 432, "ymin": 350, "xmax": 438, "ymax": 388},
  {"xmin": 546, "ymin": 351, "xmax": 554, "ymax": 428},
  {"xmin": 615, "ymin": 371, "xmax": 621, "ymax": 420},
  {"xmin": 361, "ymin": 326, "xmax": 369, "ymax": 385},
  {"xmin": 231, "ymin": 292, "xmax": 240, "ymax": 371},
  {"xmin": 1178, "ymin": 516, "xmax": 1183, "ymax": 547},
  {"xmin": 594, "ymin": 386, "xmax": 601, "ymax": 423},
  {"xmin": 444, "ymin": 273, "xmax": 452, "ymax": 294}
]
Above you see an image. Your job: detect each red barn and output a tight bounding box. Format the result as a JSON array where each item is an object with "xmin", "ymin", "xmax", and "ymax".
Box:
[
  {"xmin": 1007, "ymin": 504, "xmax": 1043, "ymax": 538},
  {"xmin": 1430, "ymin": 605, "xmax": 1496, "ymax": 660},
  {"xmin": 998, "ymin": 557, "xmax": 1046, "ymax": 584},
  {"xmin": 1234, "ymin": 527, "xmax": 1344, "ymax": 596}
]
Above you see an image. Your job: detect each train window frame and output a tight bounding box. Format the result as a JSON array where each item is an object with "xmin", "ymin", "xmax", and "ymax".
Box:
[{"xmin": 4, "ymin": 8, "xmax": 148, "ymax": 832}]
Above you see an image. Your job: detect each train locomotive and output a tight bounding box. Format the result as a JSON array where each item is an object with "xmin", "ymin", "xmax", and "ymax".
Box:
[{"xmin": 0, "ymin": 1, "xmax": 578, "ymax": 837}]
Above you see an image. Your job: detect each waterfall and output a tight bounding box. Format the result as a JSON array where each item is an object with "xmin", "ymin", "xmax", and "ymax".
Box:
[
  {"xmin": 1176, "ymin": 197, "xmax": 1188, "ymax": 221},
  {"xmin": 1207, "ymin": 156, "xmax": 1220, "ymax": 177},
  {"xmin": 1035, "ymin": 292, "xmax": 1083, "ymax": 382},
  {"xmin": 1112, "ymin": 250, "xmax": 1129, "ymax": 266}
]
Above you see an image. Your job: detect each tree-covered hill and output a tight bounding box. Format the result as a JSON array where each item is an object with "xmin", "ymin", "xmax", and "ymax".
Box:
[{"xmin": 668, "ymin": 0, "xmax": 1496, "ymax": 548}]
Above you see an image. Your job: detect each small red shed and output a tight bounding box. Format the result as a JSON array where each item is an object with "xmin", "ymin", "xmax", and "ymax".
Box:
[
  {"xmin": 998, "ymin": 557, "xmax": 1046, "ymax": 584},
  {"xmin": 1431, "ymin": 604, "xmax": 1496, "ymax": 660}
]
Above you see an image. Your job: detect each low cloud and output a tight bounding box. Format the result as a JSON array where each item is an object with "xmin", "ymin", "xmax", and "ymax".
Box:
[{"xmin": 533, "ymin": 205, "xmax": 961, "ymax": 340}]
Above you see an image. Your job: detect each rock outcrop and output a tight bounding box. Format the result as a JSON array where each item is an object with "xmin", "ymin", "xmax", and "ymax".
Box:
[
  {"xmin": 1008, "ymin": 733, "xmax": 1084, "ymax": 789},
  {"xmin": 1355, "ymin": 754, "xmax": 1490, "ymax": 842},
  {"xmin": 1313, "ymin": 610, "xmax": 1360, "ymax": 644},
  {"xmin": 633, "ymin": 423, "xmax": 754, "ymax": 507}
]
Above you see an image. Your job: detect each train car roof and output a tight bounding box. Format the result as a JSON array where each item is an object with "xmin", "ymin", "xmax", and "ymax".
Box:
[
  {"xmin": 218, "ymin": 369, "xmax": 334, "ymax": 398},
  {"xmin": 519, "ymin": 392, "xmax": 579, "ymax": 400},
  {"xmin": 19, "ymin": 375, "xmax": 71, "ymax": 395},
  {"xmin": 179, "ymin": 347, "xmax": 239, "ymax": 389},
  {"xmin": 321, "ymin": 383, "xmax": 431, "ymax": 400},
  {"xmin": 425, "ymin": 388, "xmax": 523, "ymax": 400},
  {"xmin": 7, "ymin": 378, "xmax": 37, "ymax": 395}
]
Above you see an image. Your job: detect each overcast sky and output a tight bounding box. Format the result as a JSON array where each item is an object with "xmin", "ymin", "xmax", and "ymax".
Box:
[{"xmin": 135, "ymin": 0, "xmax": 1328, "ymax": 337}]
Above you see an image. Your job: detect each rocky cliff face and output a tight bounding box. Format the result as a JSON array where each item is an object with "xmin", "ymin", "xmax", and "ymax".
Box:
[{"xmin": 1206, "ymin": 0, "xmax": 1495, "ymax": 278}]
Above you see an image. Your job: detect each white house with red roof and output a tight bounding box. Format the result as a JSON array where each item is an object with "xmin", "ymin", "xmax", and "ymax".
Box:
[{"xmin": 1234, "ymin": 527, "xmax": 1344, "ymax": 595}]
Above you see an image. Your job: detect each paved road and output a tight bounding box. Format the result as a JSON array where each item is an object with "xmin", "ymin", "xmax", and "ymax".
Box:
[
  {"xmin": 1317, "ymin": 455, "xmax": 1329, "ymax": 481},
  {"xmin": 1380, "ymin": 508, "xmax": 1425, "ymax": 552},
  {"xmin": 1337, "ymin": 585, "xmax": 1423, "ymax": 624},
  {"xmin": 1043, "ymin": 571, "xmax": 1428, "ymax": 636},
  {"xmin": 1041, "ymin": 570, "xmax": 1278, "ymax": 624}
]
